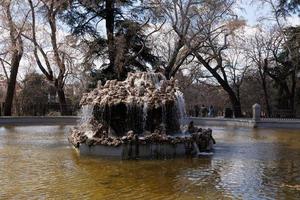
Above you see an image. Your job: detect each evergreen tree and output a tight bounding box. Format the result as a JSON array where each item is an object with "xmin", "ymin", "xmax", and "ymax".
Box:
[
  {"xmin": 62, "ymin": 0, "xmax": 158, "ymax": 83},
  {"xmin": 279, "ymin": 0, "xmax": 300, "ymax": 15}
]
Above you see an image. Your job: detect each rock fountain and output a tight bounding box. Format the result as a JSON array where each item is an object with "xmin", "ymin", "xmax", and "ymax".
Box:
[{"xmin": 69, "ymin": 72, "xmax": 215, "ymax": 159}]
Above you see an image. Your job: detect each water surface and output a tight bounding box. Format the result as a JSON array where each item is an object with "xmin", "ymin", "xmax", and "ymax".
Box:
[{"xmin": 0, "ymin": 126, "xmax": 300, "ymax": 199}]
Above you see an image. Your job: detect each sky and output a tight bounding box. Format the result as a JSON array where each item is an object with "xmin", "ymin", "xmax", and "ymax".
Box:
[{"xmin": 237, "ymin": 1, "xmax": 300, "ymax": 26}]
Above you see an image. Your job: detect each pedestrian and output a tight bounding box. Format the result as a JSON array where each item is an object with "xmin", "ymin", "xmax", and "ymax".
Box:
[
  {"xmin": 194, "ymin": 105, "xmax": 200, "ymax": 117},
  {"xmin": 186, "ymin": 121, "xmax": 196, "ymax": 134},
  {"xmin": 201, "ymin": 104, "xmax": 208, "ymax": 117},
  {"xmin": 208, "ymin": 105, "xmax": 215, "ymax": 117}
]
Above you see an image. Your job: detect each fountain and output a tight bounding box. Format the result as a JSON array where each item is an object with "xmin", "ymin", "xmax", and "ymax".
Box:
[{"xmin": 68, "ymin": 72, "xmax": 215, "ymax": 159}]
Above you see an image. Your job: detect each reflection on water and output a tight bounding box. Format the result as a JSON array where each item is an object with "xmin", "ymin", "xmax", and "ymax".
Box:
[{"xmin": 0, "ymin": 126, "xmax": 300, "ymax": 199}]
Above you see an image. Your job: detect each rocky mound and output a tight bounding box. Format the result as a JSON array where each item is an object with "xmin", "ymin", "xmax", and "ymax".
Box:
[
  {"xmin": 79, "ymin": 72, "xmax": 184, "ymax": 136},
  {"xmin": 69, "ymin": 72, "xmax": 214, "ymax": 154},
  {"xmin": 68, "ymin": 117, "xmax": 215, "ymax": 152}
]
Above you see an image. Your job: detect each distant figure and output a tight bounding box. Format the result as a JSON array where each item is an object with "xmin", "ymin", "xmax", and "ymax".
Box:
[
  {"xmin": 186, "ymin": 121, "xmax": 196, "ymax": 134},
  {"xmin": 200, "ymin": 104, "xmax": 208, "ymax": 117},
  {"xmin": 188, "ymin": 107, "xmax": 194, "ymax": 117},
  {"xmin": 208, "ymin": 105, "xmax": 215, "ymax": 117},
  {"xmin": 194, "ymin": 105, "xmax": 200, "ymax": 117}
]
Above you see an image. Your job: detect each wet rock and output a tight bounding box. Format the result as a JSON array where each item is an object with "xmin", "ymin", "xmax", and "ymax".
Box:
[
  {"xmin": 79, "ymin": 72, "xmax": 182, "ymax": 136},
  {"xmin": 69, "ymin": 72, "xmax": 215, "ymax": 153}
]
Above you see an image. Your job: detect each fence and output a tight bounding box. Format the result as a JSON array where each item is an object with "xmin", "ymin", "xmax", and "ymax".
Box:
[
  {"xmin": 267, "ymin": 109, "xmax": 297, "ymax": 118},
  {"xmin": 0, "ymin": 102, "xmax": 80, "ymax": 116},
  {"xmin": 187, "ymin": 105, "xmax": 299, "ymax": 119}
]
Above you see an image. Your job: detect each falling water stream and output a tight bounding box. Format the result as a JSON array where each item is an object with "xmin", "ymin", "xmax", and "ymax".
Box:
[
  {"xmin": 89, "ymin": 72, "xmax": 186, "ymax": 135},
  {"xmin": 79, "ymin": 105, "xmax": 93, "ymax": 124},
  {"xmin": 175, "ymin": 90, "xmax": 187, "ymax": 126},
  {"xmin": 142, "ymin": 101, "xmax": 148, "ymax": 131}
]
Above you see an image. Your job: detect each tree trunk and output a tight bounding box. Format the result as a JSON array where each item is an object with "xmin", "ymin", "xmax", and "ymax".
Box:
[
  {"xmin": 191, "ymin": 47, "xmax": 243, "ymax": 118},
  {"xmin": 211, "ymin": 77, "xmax": 243, "ymax": 118},
  {"xmin": 289, "ymin": 91, "xmax": 295, "ymax": 113},
  {"xmin": 229, "ymin": 95, "xmax": 242, "ymax": 118},
  {"xmin": 208, "ymin": 77, "xmax": 243, "ymax": 118},
  {"xmin": 262, "ymin": 78, "xmax": 271, "ymax": 117},
  {"xmin": 222, "ymin": 80, "xmax": 243, "ymax": 117},
  {"xmin": 47, "ymin": 4, "xmax": 70, "ymax": 116},
  {"xmin": 281, "ymin": 82, "xmax": 293, "ymax": 109},
  {"xmin": 54, "ymin": 76, "xmax": 69, "ymax": 116},
  {"xmin": 57, "ymin": 87, "xmax": 69, "ymax": 116},
  {"xmin": 164, "ymin": 39, "xmax": 184, "ymax": 80},
  {"xmin": 106, "ymin": 0, "xmax": 116, "ymax": 76},
  {"xmin": 4, "ymin": 48, "xmax": 23, "ymax": 116},
  {"xmin": 290, "ymin": 70, "xmax": 296, "ymax": 112},
  {"xmin": 164, "ymin": 68, "xmax": 172, "ymax": 80},
  {"xmin": 3, "ymin": 1, "xmax": 23, "ymax": 116}
]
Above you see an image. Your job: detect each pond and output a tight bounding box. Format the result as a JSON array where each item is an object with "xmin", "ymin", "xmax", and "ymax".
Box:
[{"xmin": 0, "ymin": 125, "xmax": 299, "ymax": 199}]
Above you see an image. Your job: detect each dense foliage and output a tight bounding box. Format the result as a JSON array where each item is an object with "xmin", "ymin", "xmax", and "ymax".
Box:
[{"xmin": 62, "ymin": 0, "xmax": 158, "ymax": 82}]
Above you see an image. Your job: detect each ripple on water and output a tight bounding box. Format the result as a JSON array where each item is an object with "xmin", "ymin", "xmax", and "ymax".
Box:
[{"xmin": 0, "ymin": 126, "xmax": 300, "ymax": 199}]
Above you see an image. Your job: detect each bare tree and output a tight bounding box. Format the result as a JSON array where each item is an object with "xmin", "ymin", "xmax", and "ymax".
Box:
[
  {"xmin": 182, "ymin": 0, "xmax": 245, "ymax": 117},
  {"xmin": 145, "ymin": 0, "xmax": 194, "ymax": 79},
  {"xmin": 25, "ymin": 0, "xmax": 73, "ymax": 115},
  {"xmin": 256, "ymin": 0, "xmax": 299, "ymax": 111},
  {"xmin": 0, "ymin": 0, "xmax": 29, "ymax": 116},
  {"xmin": 246, "ymin": 27, "xmax": 274, "ymax": 116},
  {"xmin": 224, "ymin": 37, "xmax": 250, "ymax": 106},
  {"xmin": 147, "ymin": 0, "xmax": 246, "ymax": 117},
  {"xmin": 267, "ymin": 28, "xmax": 298, "ymax": 110}
]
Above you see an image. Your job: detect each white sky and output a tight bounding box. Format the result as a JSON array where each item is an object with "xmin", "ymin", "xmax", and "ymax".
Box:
[{"xmin": 237, "ymin": 0, "xmax": 300, "ymax": 26}]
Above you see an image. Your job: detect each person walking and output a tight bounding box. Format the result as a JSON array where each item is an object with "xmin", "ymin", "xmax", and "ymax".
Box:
[
  {"xmin": 200, "ymin": 104, "xmax": 208, "ymax": 117},
  {"xmin": 208, "ymin": 105, "xmax": 215, "ymax": 117},
  {"xmin": 194, "ymin": 105, "xmax": 200, "ymax": 117}
]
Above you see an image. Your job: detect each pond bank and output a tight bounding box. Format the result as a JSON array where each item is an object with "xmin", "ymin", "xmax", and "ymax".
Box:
[
  {"xmin": 190, "ymin": 117, "xmax": 300, "ymax": 129},
  {"xmin": 0, "ymin": 116, "xmax": 79, "ymax": 126},
  {"xmin": 0, "ymin": 116, "xmax": 299, "ymax": 129}
]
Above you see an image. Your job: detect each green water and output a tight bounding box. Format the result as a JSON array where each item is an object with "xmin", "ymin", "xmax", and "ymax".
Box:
[{"xmin": 0, "ymin": 125, "xmax": 300, "ymax": 199}]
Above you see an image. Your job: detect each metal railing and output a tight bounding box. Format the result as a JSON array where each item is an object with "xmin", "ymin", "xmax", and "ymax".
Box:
[
  {"xmin": 268, "ymin": 109, "xmax": 296, "ymax": 119},
  {"xmin": 0, "ymin": 102, "xmax": 80, "ymax": 116}
]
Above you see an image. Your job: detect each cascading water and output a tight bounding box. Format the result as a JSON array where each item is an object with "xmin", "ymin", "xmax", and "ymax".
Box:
[
  {"xmin": 77, "ymin": 72, "xmax": 183, "ymax": 136},
  {"xmin": 175, "ymin": 90, "xmax": 187, "ymax": 126},
  {"xmin": 148, "ymin": 73, "xmax": 164, "ymax": 89},
  {"xmin": 161, "ymin": 103, "xmax": 167, "ymax": 125},
  {"xmin": 142, "ymin": 101, "xmax": 148, "ymax": 132},
  {"xmin": 79, "ymin": 105, "xmax": 93, "ymax": 124},
  {"xmin": 69, "ymin": 72, "xmax": 215, "ymax": 158}
]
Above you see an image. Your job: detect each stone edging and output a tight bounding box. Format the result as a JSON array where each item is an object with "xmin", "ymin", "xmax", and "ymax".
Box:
[
  {"xmin": 0, "ymin": 116, "xmax": 80, "ymax": 126},
  {"xmin": 189, "ymin": 117, "xmax": 300, "ymax": 129},
  {"xmin": 0, "ymin": 116, "xmax": 299, "ymax": 129}
]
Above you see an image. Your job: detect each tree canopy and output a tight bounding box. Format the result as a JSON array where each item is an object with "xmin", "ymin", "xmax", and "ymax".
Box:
[{"xmin": 63, "ymin": 0, "xmax": 159, "ymax": 82}]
